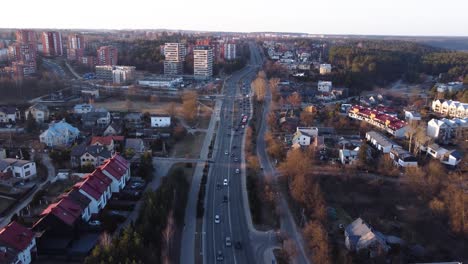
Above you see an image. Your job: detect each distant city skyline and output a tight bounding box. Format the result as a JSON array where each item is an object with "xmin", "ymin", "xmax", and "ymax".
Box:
[{"xmin": 1, "ymin": 0, "xmax": 468, "ymax": 36}]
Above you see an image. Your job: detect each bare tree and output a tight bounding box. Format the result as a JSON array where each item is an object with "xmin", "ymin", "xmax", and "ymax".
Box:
[{"xmin": 287, "ymin": 92, "xmax": 302, "ymax": 109}]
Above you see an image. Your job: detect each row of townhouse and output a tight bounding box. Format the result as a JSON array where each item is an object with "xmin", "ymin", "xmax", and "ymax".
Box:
[
  {"xmin": 427, "ymin": 117, "xmax": 468, "ymax": 144},
  {"xmin": 431, "ymin": 99, "xmax": 468, "ymax": 119},
  {"xmin": 348, "ymin": 105, "xmax": 407, "ymax": 138},
  {"xmin": 366, "ymin": 131, "xmax": 418, "ymax": 167},
  {"xmin": 31, "ymin": 154, "xmax": 130, "ymax": 257}
]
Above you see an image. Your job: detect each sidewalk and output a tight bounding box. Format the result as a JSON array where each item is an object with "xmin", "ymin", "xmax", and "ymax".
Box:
[{"xmin": 180, "ymin": 97, "xmax": 222, "ymax": 264}]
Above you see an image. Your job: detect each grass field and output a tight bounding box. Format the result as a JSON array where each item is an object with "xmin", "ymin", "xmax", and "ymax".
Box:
[{"xmin": 170, "ymin": 132, "xmax": 206, "ymax": 159}]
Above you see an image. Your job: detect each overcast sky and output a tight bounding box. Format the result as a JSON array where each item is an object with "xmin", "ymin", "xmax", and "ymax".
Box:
[{"xmin": 1, "ymin": 0, "xmax": 467, "ymax": 36}]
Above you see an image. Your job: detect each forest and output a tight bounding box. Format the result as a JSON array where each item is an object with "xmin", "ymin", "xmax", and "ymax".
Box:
[{"xmin": 327, "ymin": 40, "xmax": 468, "ymax": 94}]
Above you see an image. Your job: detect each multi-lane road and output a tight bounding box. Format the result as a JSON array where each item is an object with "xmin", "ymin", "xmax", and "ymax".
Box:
[{"xmin": 203, "ymin": 43, "xmax": 274, "ymax": 264}]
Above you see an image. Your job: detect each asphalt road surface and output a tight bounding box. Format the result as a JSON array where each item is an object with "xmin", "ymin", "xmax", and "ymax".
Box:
[{"xmin": 203, "ymin": 43, "xmax": 268, "ymax": 264}]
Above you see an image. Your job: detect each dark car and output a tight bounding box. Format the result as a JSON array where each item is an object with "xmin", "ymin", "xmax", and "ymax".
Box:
[
  {"xmin": 223, "ymin": 195, "xmax": 228, "ymax": 203},
  {"xmin": 235, "ymin": 241, "xmax": 242, "ymax": 250},
  {"xmin": 216, "ymin": 251, "xmax": 224, "ymax": 261}
]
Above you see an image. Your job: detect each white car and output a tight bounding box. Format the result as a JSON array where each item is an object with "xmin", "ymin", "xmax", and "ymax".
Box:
[
  {"xmin": 223, "ymin": 179, "xmax": 228, "ymax": 186},
  {"xmin": 215, "ymin": 215, "xmax": 220, "ymax": 224},
  {"xmin": 235, "ymin": 169, "xmax": 240, "ymax": 174},
  {"xmin": 224, "ymin": 151, "xmax": 229, "ymax": 155}
]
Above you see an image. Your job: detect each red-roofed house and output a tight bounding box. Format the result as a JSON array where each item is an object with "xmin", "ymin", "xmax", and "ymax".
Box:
[
  {"xmin": 0, "ymin": 221, "xmax": 36, "ymax": 264},
  {"xmin": 75, "ymin": 171, "xmax": 112, "ymax": 215},
  {"xmin": 90, "ymin": 136, "xmax": 115, "ymax": 152},
  {"xmin": 99, "ymin": 155, "xmax": 130, "ymax": 192},
  {"xmin": 348, "ymin": 105, "xmax": 407, "ymax": 137},
  {"xmin": 34, "ymin": 196, "xmax": 84, "ymax": 233}
]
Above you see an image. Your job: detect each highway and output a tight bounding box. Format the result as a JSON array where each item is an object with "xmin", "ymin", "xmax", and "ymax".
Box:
[{"xmin": 203, "ymin": 43, "xmax": 272, "ymax": 264}]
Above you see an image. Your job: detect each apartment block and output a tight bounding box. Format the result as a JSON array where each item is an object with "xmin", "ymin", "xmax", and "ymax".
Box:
[
  {"xmin": 41, "ymin": 31, "xmax": 63, "ymax": 56},
  {"xmin": 194, "ymin": 46, "xmax": 213, "ymax": 78},
  {"xmin": 164, "ymin": 43, "xmax": 185, "ymax": 75},
  {"xmin": 97, "ymin": 46, "xmax": 118, "ymax": 66}
]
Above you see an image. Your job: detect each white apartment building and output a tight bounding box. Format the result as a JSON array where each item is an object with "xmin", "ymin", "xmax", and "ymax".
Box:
[
  {"xmin": 194, "ymin": 46, "xmax": 214, "ymax": 78},
  {"xmin": 164, "ymin": 43, "xmax": 185, "ymax": 75},
  {"xmin": 95, "ymin": 65, "xmax": 135, "ymax": 84},
  {"xmin": 318, "ymin": 81, "xmax": 332, "ymax": 92},
  {"xmin": 427, "ymin": 117, "xmax": 467, "ymax": 143},
  {"xmin": 224, "ymin": 43, "xmax": 236, "ymax": 60}
]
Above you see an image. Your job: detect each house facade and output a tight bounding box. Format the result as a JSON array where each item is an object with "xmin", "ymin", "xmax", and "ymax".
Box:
[
  {"xmin": 150, "ymin": 116, "xmax": 171, "ymax": 128},
  {"xmin": 73, "ymin": 104, "xmax": 94, "ymax": 114},
  {"xmin": 39, "ymin": 120, "xmax": 80, "ymax": 147},
  {"xmin": 1, "ymin": 159, "xmax": 37, "ymax": 179},
  {"xmin": 427, "ymin": 117, "xmax": 467, "ymax": 144},
  {"xmin": 345, "ymin": 218, "xmax": 389, "ymax": 256},
  {"xmin": 317, "ymin": 81, "xmax": 332, "ymax": 92},
  {"xmin": 0, "ymin": 221, "xmax": 36, "ymax": 264},
  {"xmin": 432, "ymin": 99, "xmax": 468, "ymax": 118},
  {"xmin": 25, "ymin": 104, "xmax": 49, "ymax": 123},
  {"xmin": 0, "ymin": 106, "xmax": 20, "ymax": 124},
  {"xmin": 389, "ymin": 147, "xmax": 418, "ymax": 167},
  {"xmin": 292, "ymin": 127, "xmax": 318, "ymax": 146},
  {"xmin": 426, "ymin": 144, "xmax": 462, "ymax": 166},
  {"xmin": 366, "ymin": 131, "xmax": 398, "ymax": 153}
]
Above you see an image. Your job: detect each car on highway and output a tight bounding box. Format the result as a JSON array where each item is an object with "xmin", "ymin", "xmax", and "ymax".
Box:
[
  {"xmin": 235, "ymin": 169, "xmax": 240, "ymax": 174},
  {"xmin": 223, "ymin": 179, "xmax": 228, "ymax": 186},
  {"xmin": 223, "ymin": 195, "xmax": 228, "ymax": 203},
  {"xmin": 224, "ymin": 151, "xmax": 229, "ymax": 155},
  {"xmin": 215, "ymin": 215, "xmax": 220, "ymax": 224},
  {"xmin": 234, "ymin": 157, "xmax": 239, "ymax": 162},
  {"xmin": 225, "ymin": 237, "xmax": 232, "ymax": 247},
  {"xmin": 235, "ymin": 241, "xmax": 242, "ymax": 250},
  {"xmin": 216, "ymin": 251, "xmax": 224, "ymax": 261}
]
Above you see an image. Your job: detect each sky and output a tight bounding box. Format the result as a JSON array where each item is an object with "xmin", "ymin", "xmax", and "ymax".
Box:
[{"xmin": 1, "ymin": 0, "xmax": 468, "ymax": 36}]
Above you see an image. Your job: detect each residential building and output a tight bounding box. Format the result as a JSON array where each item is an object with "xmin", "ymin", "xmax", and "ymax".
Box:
[
  {"xmin": 365, "ymin": 131, "xmax": 398, "ymax": 153},
  {"xmin": 224, "ymin": 43, "xmax": 236, "ymax": 60},
  {"xmin": 317, "ymin": 81, "xmax": 332, "ymax": 92},
  {"xmin": 95, "ymin": 65, "xmax": 135, "ymax": 84},
  {"xmin": 97, "ymin": 46, "xmax": 118, "ymax": 66},
  {"xmin": 112, "ymin": 66, "xmax": 136, "ymax": 84},
  {"xmin": 426, "ymin": 144, "xmax": 462, "ymax": 166},
  {"xmin": 71, "ymin": 144, "xmax": 112, "ymax": 168},
  {"xmin": 0, "ymin": 159, "xmax": 37, "ymax": 179},
  {"xmin": 404, "ymin": 110, "xmax": 421, "ymax": 122},
  {"xmin": 82, "ymin": 109, "xmax": 111, "ymax": 128},
  {"xmin": 67, "ymin": 34, "xmax": 85, "ymax": 60},
  {"xmin": 319, "ymin": 64, "xmax": 332, "ymax": 74},
  {"xmin": 137, "ymin": 75, "xmax": 183, "ymax": 88},
  {"xmin": 349, "ymin": 105, "xmax": 407, "ymax": 137},
  {"xmin": 33, "ymin": 196, "xmax": 85, "ymax": 236},
  {"xmin": 73, "ymin": 103, "xmax": 94, "ymax": 114},
  {"xmin": 25, "ymin": 103, "xmax": 49, "ymax": 123},
  {"xmin": 0, "ymin": 106, "xmax": 20, "ymax": 124},
  {"xmin": 97, "ymin": 155, "xmax": 130, "ymax": 193},
  {"xmin": 150, "ymin": 116, "xmax": 171, "ymax": 128},
  {"xmin": 389, "ymin": 147, "xmax": 418, "ymax": 167},
  {"xmin": 103, "ymin": 122, "xmax": 123, "ymax": 136},
  {"xmin": 432, "ymin": 99, "xmax": 468, "ymax": 118},
  {"xmin": 427, "ymin": 118, "xmax": 467, "ymax": 143},
  {"xmin": 164, "ymin": 43, "xmax": 185, "ymax": 75},
  {"xmin": 41, "ymin": 31, "xmax": 63, "ymax": 56},
  {"xmin": 339, "ymin": 147, "xmax": 360, "ymax": 165},
  {"xmin": 435, "ymin": 82, "xmax": 464, "ymax": 93},
  {"xmin": 292, "ymin": 127, "xmax": 318, "ymax": 146},
  {"xmin": 39, "ymin": 120, "xmax": 80, "ymax": 147},
  {"xmin": 16, "ymin": 30, "xmax": 36, "ymax": 44},
  {"xmin": 0, "ymin": 221, "xmax": 36, "ymax": 264},
  {"xmin": 90, "ymin": 136, "xmax": 117, "ymax": 152},
  {"xmin": 194, "ymin": 46, "xmax": 214, "ymax": 78},
  {"xmin": 345, "ymin": 218, "xmax": 389, "ymax": 256},
  {"xmin": 74, "ymin": 172, "xmax": 112, "ymax": 214},
  {"xmin": 125, "ymin": 138, "xmax": 145, "ymax": 153}
]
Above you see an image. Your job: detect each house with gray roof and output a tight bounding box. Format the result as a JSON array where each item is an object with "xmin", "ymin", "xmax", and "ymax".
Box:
[
  {"xmin": 345, "ymin": 218, "xmax": 389, "ymax": 256},
  {"xmin": 71, "ymin": 144, "xmax": 112, "ymax": 168}
]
